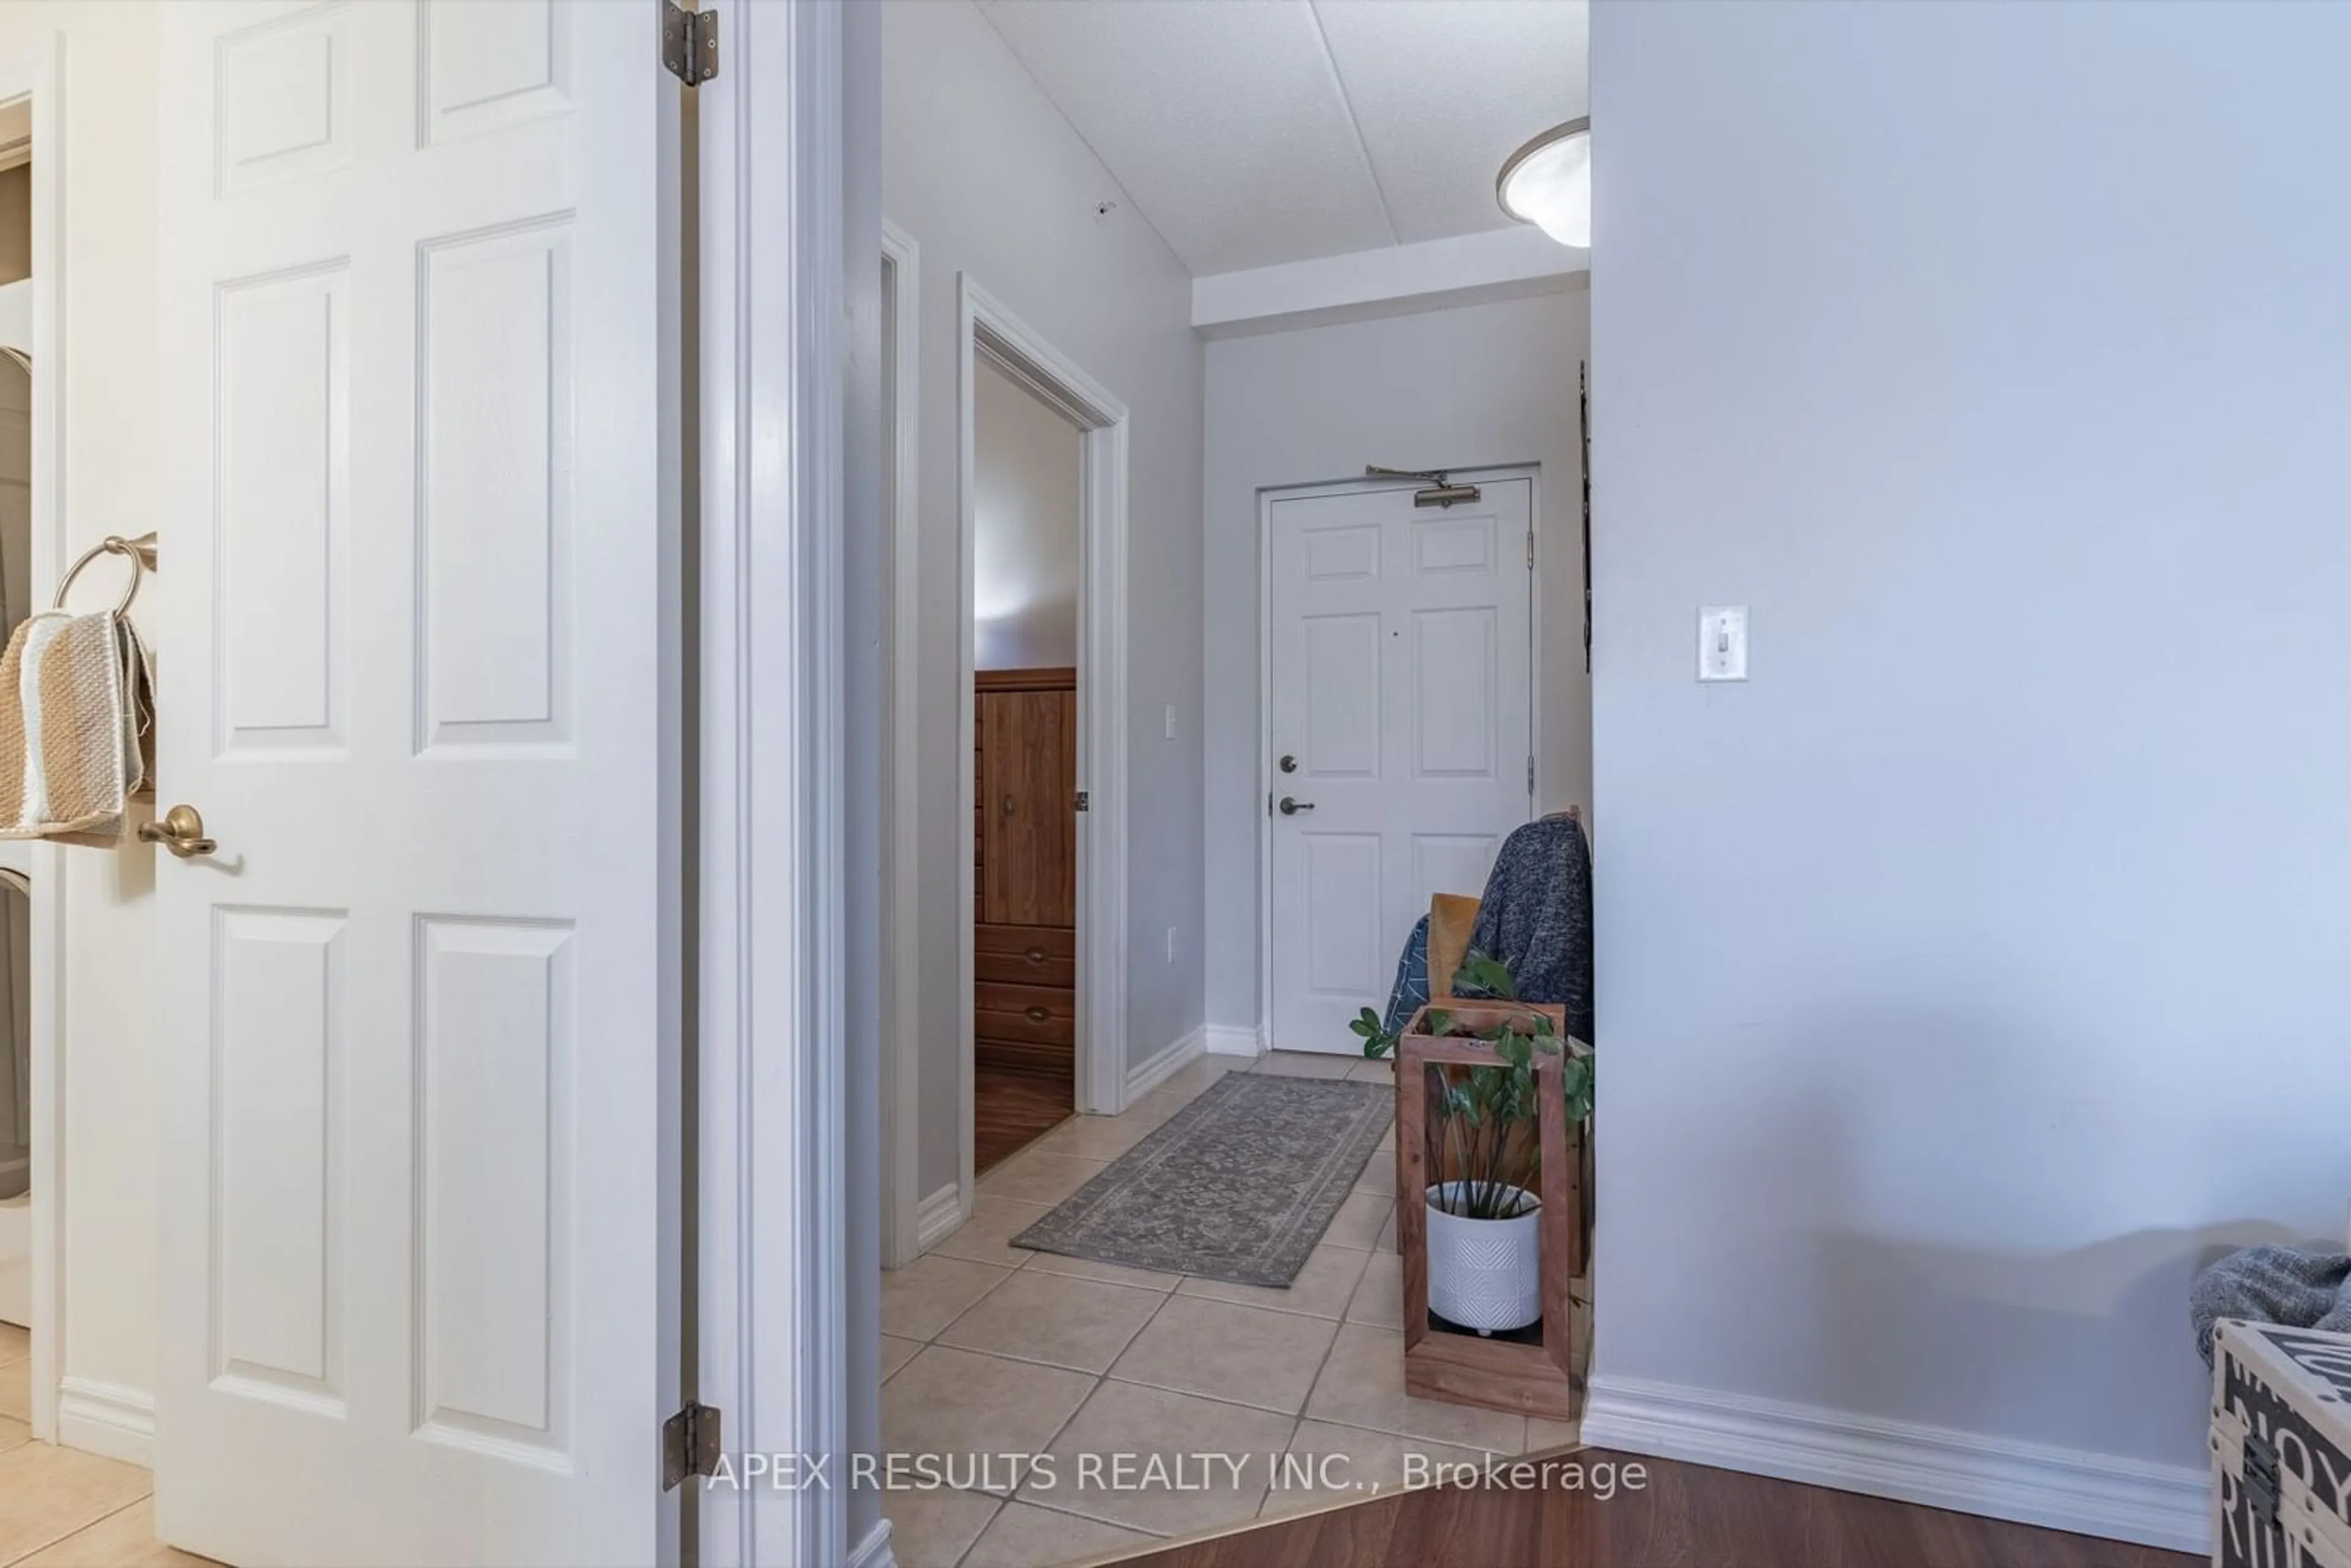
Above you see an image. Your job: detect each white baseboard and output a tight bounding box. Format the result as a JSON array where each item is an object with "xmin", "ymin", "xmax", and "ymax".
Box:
[
  {"xmin": 1125, "ymin": 1024, "xmax": 1205, "ymax": 1102},
  {"xmin": 56, "ymin": 1377, "xmax": 154, "ymax": 1469},
  {"xmin": 914, "ymin": 1183, "xmax": 964, "ymax": 1255},
  {"xmin": 848, "ymin": 1517, "xmax": 896, "ymax": 1568},
  {"xmin": 1581, "ymin": 1373, "xmax": 2208, "ymax": 1555},
  {"xmin": 1203, "ymin": 1024, "xmax": 1263, "ymax": 1059}
]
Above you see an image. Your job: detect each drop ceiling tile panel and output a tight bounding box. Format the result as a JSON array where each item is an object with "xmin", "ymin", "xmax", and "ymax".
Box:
[
  {"xmin": 1312, "ymin": 0, "xmax": 1588, "ymax": 246},
  {"xmin": 976, "ymin": 0, "xmax": 1395, "ymax": 273}
]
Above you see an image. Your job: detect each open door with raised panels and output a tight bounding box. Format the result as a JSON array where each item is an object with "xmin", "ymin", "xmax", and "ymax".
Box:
[{"xmin": 151, "ymin": 3, "xmax": 680, "ymax": 1562}]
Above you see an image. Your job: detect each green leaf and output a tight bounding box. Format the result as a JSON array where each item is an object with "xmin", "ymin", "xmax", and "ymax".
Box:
[
  {"xmin": 1350, "ymin": 1007, "xmax": 1397, "ymax": 1059},
  {"xmin": 1453, "ymin": 951, "xmax": 1518, "ymax": 1000}
]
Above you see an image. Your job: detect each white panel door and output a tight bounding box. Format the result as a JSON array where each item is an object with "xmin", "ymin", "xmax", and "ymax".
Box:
[
  {"xmin": 153, "ymin": 4, "xmax": 674, "ymax": 1564},
  {"xmin": 1267, "ymin": 479, "xmax": 1532, "ymax": 1053}
]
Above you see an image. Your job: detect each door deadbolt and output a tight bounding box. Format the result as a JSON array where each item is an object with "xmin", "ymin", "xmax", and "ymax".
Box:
[{"xmin": 1278, "ymin": 754, "xmax": 1299, "ymax": 773}]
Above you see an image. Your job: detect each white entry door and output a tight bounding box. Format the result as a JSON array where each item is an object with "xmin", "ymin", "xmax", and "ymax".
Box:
[
  {"xmin": 1266, "ymin": 479, "xmax": 1533, "ymax": 1053},
  {"xmin": 152, "ymin": 4, "xmax": 676, "ymax": 1564}
]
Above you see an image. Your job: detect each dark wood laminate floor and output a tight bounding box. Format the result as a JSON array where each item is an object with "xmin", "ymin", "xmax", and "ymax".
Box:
[
  {"xmin": 975, "ymin": 1063, "xmax": 1073, "ymax": 1172},
  {"xmin": 1108, "ymin": 1449, "xmax": 2199, "ymax": 1568}
]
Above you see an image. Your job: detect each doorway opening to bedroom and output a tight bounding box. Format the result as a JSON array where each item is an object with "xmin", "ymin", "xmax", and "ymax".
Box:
[
  {"xmin": 968, "ymin": 353, "xmax": 1084, "ymax": 1176},
  {"xmin": 875, "ymin": 253, "xmax": 1134, "ymax": 1272}
]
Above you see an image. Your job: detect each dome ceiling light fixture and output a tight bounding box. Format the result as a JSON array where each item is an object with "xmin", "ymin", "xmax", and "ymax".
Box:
[{"xmin": 1497, "ymin": 116, "xmax": 1591, "ymax": 249}]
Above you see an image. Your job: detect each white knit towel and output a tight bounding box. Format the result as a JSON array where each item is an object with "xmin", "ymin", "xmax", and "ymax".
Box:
[{"xmin": 0, "ymin": 607, "xmax": 156, "ymax": 844}]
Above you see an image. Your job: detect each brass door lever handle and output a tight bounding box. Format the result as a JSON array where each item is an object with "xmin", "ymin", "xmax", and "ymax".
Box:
[{"xmin": 140, "ymin": 804, "xmax": 217, "ymax": 858}]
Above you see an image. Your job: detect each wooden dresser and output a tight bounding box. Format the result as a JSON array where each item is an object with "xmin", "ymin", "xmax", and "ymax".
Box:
[{"xmin": 974, "ymin": 667, "xmax": 1077, "ymax": 1078}]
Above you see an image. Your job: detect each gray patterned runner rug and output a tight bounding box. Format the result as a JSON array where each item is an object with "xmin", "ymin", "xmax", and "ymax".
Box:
[{"xmin": 1011, "ymin": 1072, "xmax": 1391, "ymax": 1288}]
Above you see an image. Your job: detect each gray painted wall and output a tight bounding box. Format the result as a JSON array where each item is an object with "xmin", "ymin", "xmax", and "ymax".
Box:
[
  {"xmin": 1201, "ymin": 290, "xmax": 1589, "ymax": 1033},
  {"xmin": 1592, "ymin": 0, "xmax": 2351, "ymax": 1476},
  {"xmin": 885, "ymin": 0, "xmax": 1205, "ymax": 1203},
  {"xmin": 973, "ymin": 356, "xmax": 1081, "ymax": 670}
]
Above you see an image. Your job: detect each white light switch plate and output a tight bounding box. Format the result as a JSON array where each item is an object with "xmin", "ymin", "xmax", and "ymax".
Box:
[{"xmin": 1698, "ymin": 606, "xmax": 1749, "ymax": 682}]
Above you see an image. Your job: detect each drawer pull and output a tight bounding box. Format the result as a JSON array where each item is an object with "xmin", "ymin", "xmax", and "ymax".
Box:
[
  {"xmin": 1024, "ymin": 947, "xmax": 1048, "ymax": 964},
  {"xmin": 1025, "ymin": 1005, "xmax": 1052, "ymax": 1023}
]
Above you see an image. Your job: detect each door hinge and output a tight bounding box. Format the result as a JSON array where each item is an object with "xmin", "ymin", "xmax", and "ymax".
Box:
[
  {"xmin": 1074, "ymin": 790, "xmax": 1089, "ymax": 812},
  {"xmin": 1527, "ymin": 756, "xmax": 1535, "ymax": 795},
  {"xmin": 661, "ymin": 2, "xmax": 719, "ymax": 86},
  {"xmin": 662, "ymin": 1401, "xmax": 722, "ymax": 1490},
  {"xmin": 1526, "ymin": 531, "xmax": 1535, "ymax": 569}
]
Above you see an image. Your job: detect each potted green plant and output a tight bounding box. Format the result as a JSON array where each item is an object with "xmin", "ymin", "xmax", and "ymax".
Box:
[{"xmin": 1351, "ymin": 954, "xmax": 1593, "ymax": 1335}]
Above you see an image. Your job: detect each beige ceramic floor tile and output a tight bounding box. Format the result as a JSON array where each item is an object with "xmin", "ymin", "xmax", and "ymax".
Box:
[
  {"xmin": 1344, "ymin": 1251, "xmax": 1403, "ymax": 1329},
  {"xmin": 1374, "ymin": 1208, "xmax": 1397, "ymax": 1252},
  {"xmin": 1526, "ymin": 1416, "xmax": 1581, "ymax": 1453},
  {"xmin": 1344, "ymin": 1060, "xmax": 1395, "ymax": 1084},
  {"xmin": 1177, "ymin": 1241, "xmax": 1368, "ymax": 1321},
  {"xmin": 1109, "ymin": 1294, "xmax": 1337, "ymax": 1416},
  {"xmin": 0, "ymin": 1441, "xmax": 156, "ymax": 1565},
  {"xmin": 1021, "ymin": 1379, "xmax": 1295, "ymax": 1537},
  {"xmin": 882, "ymin": 1346, "xmax": 1097, "ymax": 1491},
  {"xmin": 937, "ymin": 1270, "xmax": 1166, "ymax": 1375},
  {"xmin": 880, "ymin": 1335, "xmax": 923, "ymax": 1382},
  {"xmin": 929, "ymin": 1195, "xmax": 1054, "ymax": 1270},
  {"xmin": 1260, "ymin": 1420, "xmax": 1491, "ymax": 1520},
  {"xmin": 1116, "ymin": 1089, "xmax": 1194, "ymax": 1131},
  {"xmin": 0, "ymin": 1416, "xmax": 29, "ymax": 1456},
  {"xmin": 1016, "ymin": 1250, "xmax": 1182, "ymax": 1293},
  {"xmin": 1028, "ymin": 1114, "xmax": 1156, "ymax": 1163},
  {"xmin": 1149, "ymin": 1056, "xmax": 1240, "ymax": 1101},
  {"xmin": 882, "ymin": 1256, "xmax": 1016, "ymax": 1341},
  {"xmin": 876, "ymin": 1485, "xmax": 1002, "ymax": 1568},
  {"xmin": 1323, "ymin": 1190, "xmax": 1391, "ymax": 1251},
  {"xmin": 15, "ymin": 1499, "xmax": 217, "ymax": 1568},
  {"xmin": 1351, "ymin": 1152, "xmax": 1397, "ymax": 1198},
  {"xmin": 976, "ymin": 1153, "xmax": 1108, "ymax": 1207},
  {"xmin": 1302, "ymin": 1323, "xmax": 1526, "ymax": 1454},
  {"xmin": 959, "ymin": 1499, "xmax": 1155, "ymax": 1568},
  {"xmin": 1250, "ymin": 1052, "xmax": 1356, "ymax": 1080}
]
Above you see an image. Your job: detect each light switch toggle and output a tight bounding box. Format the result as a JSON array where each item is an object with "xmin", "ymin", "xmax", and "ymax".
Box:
[{"xmin": 1698, "ymin": 606, "xmax": 1749, "ymax": 681}]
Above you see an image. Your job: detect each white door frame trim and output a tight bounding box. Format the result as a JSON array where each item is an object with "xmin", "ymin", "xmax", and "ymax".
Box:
[
  {"xmin": 696, "ymin": 1, "xmax": 852, "ymax": 1562},
  {"xmin": 955, "ymin": 275, "xmax": 1130, "ymax": 1214},
  {"xmin": 878, "ymin": 218, "xmax": 920, "ymax": 1270},
  {"xmin": 1253, "ymin": 467, "xmax": 1540, "ymax": 1054},
  {"xmin": 0, "ymin": 32, "xmax": 67, "ymax": 1446}
]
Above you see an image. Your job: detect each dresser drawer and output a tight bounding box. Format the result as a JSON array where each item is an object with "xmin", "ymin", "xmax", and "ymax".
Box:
[
  {"xmin": 976, "ymin": 980, "xmax": 1074, "ymax": 1046},
  {"xmin": 975, "ymin": 924, "xmax": 1076, "ymax": 988}
]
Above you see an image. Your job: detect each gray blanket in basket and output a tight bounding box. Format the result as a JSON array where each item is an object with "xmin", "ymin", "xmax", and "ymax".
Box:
[{"xmin": 2190, "ymin": 1244, "xmax": 2351, "ymax": 1367}]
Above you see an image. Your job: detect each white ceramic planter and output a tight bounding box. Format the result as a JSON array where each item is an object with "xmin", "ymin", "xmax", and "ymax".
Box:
[{"xmin": 1425, "ymin": 1181, "xmax": 1542, "ymax": 1334}]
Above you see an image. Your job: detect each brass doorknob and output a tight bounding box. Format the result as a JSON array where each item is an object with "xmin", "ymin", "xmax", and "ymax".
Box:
[{"xmin": 138, "ymin": 804, "xmax": 217, "ymax": 858}]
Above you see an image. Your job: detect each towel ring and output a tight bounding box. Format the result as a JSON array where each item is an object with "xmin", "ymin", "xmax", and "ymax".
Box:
[{"xmin": 54, "ymin": 531, "xmax": 156, "ymax": 617}]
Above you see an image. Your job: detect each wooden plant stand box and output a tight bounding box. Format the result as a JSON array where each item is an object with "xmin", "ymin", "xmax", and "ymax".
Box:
[
  {"xmin": 1393, "ymin": 1001, "xmax": 1589, "ymax": 1422},
  {"xmin": 2211, "ymin": 1319, "xmax": 2351, "ymax": 1567}
]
